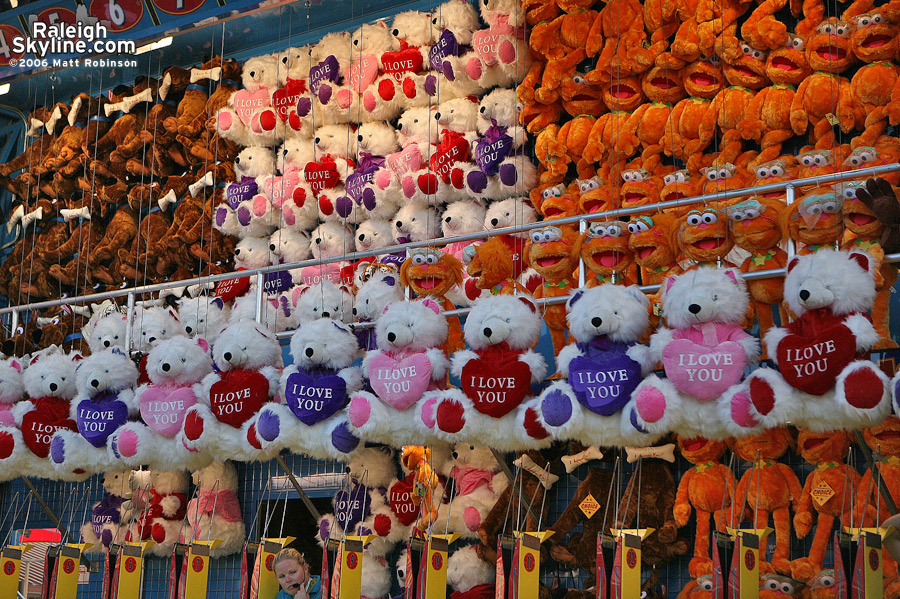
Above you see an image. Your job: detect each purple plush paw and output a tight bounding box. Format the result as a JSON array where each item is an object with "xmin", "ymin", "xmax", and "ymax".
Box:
[
  {"xmin": 335, "ymin": 196, "xmax": 354, "ymax": 218},
  {"xmin": 425, "ymin": 75, "xmax": 437, "ymax": 96},
  {"xmin": 100, "ymin": 529, "xmax": 113, "ymax": 547},
  {"xmin": 499, "ymin": 163, "xmax": 517, "ymax": 186},
  {"xmin": 256, "ymin": 409, "xmax": 281, "ymax": 442},
  {"xmin": 331, "ymin": 422, "xmax": 360, "ymax": 454},
  {"xmin": 50, "ymin": 436, "xmax": 65, "ymax": 464},
  {"xmin": 541, "ymin": 388, "xmax": 572, "ymax": 427},
  {"xmin": 236, "ymin": 206, "xmax": 252, "ymax": 226},
  {"xmin": 634, "ymin": 385, "xmax": 667, "ymax": 423},
  {"xmin": 361, "ymin": 188, "xmax": 377, "ymax": 211},
  {"xmin": 442, "ymin": 61, "xmax": 456, "ymax": 82},
  {"xmin": 357, "ymin": 525, "xmax": 373, "ymax": 536},
  {"xmin": 466, "ymin": 170, "xmax": 488, "ymax": 194},
  {"xmin": 348, "ymin": 395, "xmax": 372, "ymax": 428},
  {"xmin": 318, "ymin": 84, "xmax": 333, "ymax": 105},
  {"xmin": 296, "ymin": 96, "xmax": 312, "ymax": 117},
  {"xmin": 629, "ymin": 409, "xmax": 648, "ymax": 433},
  {"xmin": 215, "ymin": 206, "xmax": 228, "ymax": 227}
]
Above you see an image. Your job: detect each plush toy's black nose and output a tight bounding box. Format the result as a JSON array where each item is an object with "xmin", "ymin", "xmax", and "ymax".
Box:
[
  {"xmin": 688, "ymin": 304, "xmax": 701, "ymax": 314},
  {"xmin": 49, "ymin": 382, "xmax": 58, "ymax": 392},
  {"xmin": 395, "ymin": 221, "xmax": 403, "ymax": 229},
  {"xmin": 305, "ymin": 347, "xmax": 314, "ymax": 358},
  {"xmin": 162, "ymin": 363, "xmax": 171, "ymax": 372},
  {"xmin": 91, "ymin": 379, "xmax": 100, "ymax": 388},
  {"xmin": 483, "ymin": 327, "xmax": 492, "ymax": 338},
  {"xmin": 103, "ymin": 340, "xmax": 111, "ymax": 347},
  {"xmin": 490, "ymin": 218, "xmax": 499, "ymax": 226},
  {"xmin": 592, "ymin": 317, "xmax": 602, "ymax": 327},
  {"xmin": 352, "ymin": 307, "xmax": 358, "ymax": 316},
  {"xmin": 185, "ymin": 326, "xmax": 193, "ymax": 334},
  {"xmin": 322, "ymin": 311, "xmax": 330, "ymax": 318},
  {"xmin": 387, "ymin": 332, "xmax": 397, "ymax": 343},
  {"xmin": 799, "ymin": 289, "xmax": 810, "ymax": 301},
  {"xmin": 223, "ymin": 352, "xmax": 233, "ymax": 362}
]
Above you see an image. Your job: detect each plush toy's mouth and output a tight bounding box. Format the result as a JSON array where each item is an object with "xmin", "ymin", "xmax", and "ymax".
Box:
[
  {"xmin": 771, "ymin": 56, "xmax": 799, "ymax": 71},
  {"xmin": 635, "ymin": 246, "xmax": 656, "ymax": 260},
  {"xmin": 623, "ymin": 192, "xmax": 648, "ymax": 204},
  {"xmin": 651, "ymin": 76, "xmax": 678, "ymax": 89},
  {"xmin": 522, "ymin": 112, "xmax": 537, "ymax": 125},
  {"xmin": 803, "ymin": 437, "xmax": 827, "ymax": 450},
  {"xmin": 693, "ymin": 237, "xmax": 725, "ymax": 250},
  {"xmin": 412, "ymin": 276, "xmax": 443, "ymax": 290},
  {"xmin": 875, "ymin": 430, "xmax": 900, "ymax": 441},
  {"xmin": 849, "ymin": 213, "xmax": 877, "ymax": 225},
  {"xmin": 593, "ymin": 250, "xmax": 625, "ymax": 268},
  {"xmin": 536, "ymin": 255, "xmax": 566, "ymax": 268},
  {"xmin": 572, "ymin": 93, "xmax": 598, "ymax": 101},
  {"xmin": 543, "ymin": 205, "xmax": 566, "ymax": 216},
  {"xmin": 582, "ymin": 199, "xmax": 608, "ymax": 213},
  {"xmin": 663, "ymin": 190, "xmax": 687, "ymax": 202},
  {"xmin": 862, "ymin": 34, "xmax": 892, "ymax": 48},
  {"xmin": 689, "ymin": 72, "xmax": 718, "ymax": 86},
  {"xmin": 468, "ymin": 264, "xmax": 483, "ymax": 277},
  {"xmin": 609, "ymin": 83, "xmax": 637, "ymax": 99},
  {"xmin": 683, "ymin": 438, "xmax": 707, "ymax": 452},
  {"xmin": 763, "ymin": 191, "xmax": 784, "ymax": 199},
  {"xmin": 815, "ymin": 46, "xmax": 848, "ymax": 61},
  {"xmin": 732, "ymin": 65, "xmax": 759, "ymax": 78}
]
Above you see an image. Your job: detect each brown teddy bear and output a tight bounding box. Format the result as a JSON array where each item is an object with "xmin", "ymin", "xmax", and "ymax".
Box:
[{"xmin": 547, "ymin": 466, "xmax": 615, "ymax": 573}]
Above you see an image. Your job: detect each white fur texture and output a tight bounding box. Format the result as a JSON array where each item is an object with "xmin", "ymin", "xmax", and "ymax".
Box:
[
  {"xmin": 447, "ymin": 545, "xmax": 495, "ymax": 592},
  {"xmin": 660, "ymin": 267, "xmax": 749, "ymax": 329},
  {"xmin": 292, "ymin": 281, "xmax": 354, "ymax": 324},
  {"xmin": 393, "ymin": 202, "xmax": 441, "ymax": 243},
  {"xmin": 178, "ymin": 297, "xmax": 230, "ymax": 341}
]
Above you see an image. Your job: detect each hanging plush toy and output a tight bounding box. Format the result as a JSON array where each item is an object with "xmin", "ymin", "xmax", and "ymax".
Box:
[
  {"xmin": 782, "ymin": 186, "xmax": 844, "ymax": 254},
  {"xmin": 433, "ymin": 444, "xmax": 507, "ymax": 538},
  {"xmin": 81, "ymin": 469, "xmax": 134, "ymax": 552},
  {"xmin": 400, "ymin": 247, "xmax": 465, "ymax": 354},
  {"xmin": 627, "ymin": 213, "xmax": 684, "ymax": 286},
  {"xmin": 111, "ymin": 336, "xmax": 213, "ymax": 471},
  {"xmin": 463, "ymin": 237, "xmax": 528, "ymax": 299},
  {"xmin": 352, "ymin": 262, "xmax": 405, "ymax": 350},
  {"xmin": 254, "ymin": 318, "xmax": 361, "ymax": 460},
  {"xmin": 677, "ymin": 207, "xmax": 736, "ymax": 268},
  {"xmin": 184, "ymin": 460, "xmax": 245, "ymax": 557},
  {"xmin": 180, "ymin": 321, "xmax": 282, "ymax": 461},
  {"xmin": 432, "ymin": 294, "xmax": 549, "ymax": 450},
  {"xmin": 580, "ymin": 221, "xmax": 639, "ymax": 286},
  {"xmin": 525, "ymin": 224, "xmax": 580, "ymax": 355},
  {"xmin": 627, "ymin": 267, "xmax": 759, "ymax": 439},
  {"xmin": 393, "ymin": 444, "xmax": 449, "ymax": 534},
  {"xmin": 732, "ymin": 428, "xmax": 802, "ymax": 574},
  {"xmin": 49, "ymin": 347, "xmax": 139, "ymax": 475},
  {"xmin": 734, "ymin": 249, "xmax": 891, "ymax": 433},
  {"xmin": 547, "ymin": 466, "xmax": 615, "ymax": 573},
  {"xmin": 660, "ymin": 59, "xmax": 724, "ymax": 172},
  {"xmin": 848, "ymin": 13, "xmax": 900, "ymax": 148},
  {"xmin": 347, "ymin": 299, "xmax": 448, "ymax": 446},
  {"xmin": 791, "ymin": 430, "xmax": 860, "ymax": 582},
  {"xmin": 447, "ymin": 544, "xmax": 496, "ymax": 599},
  {"xmin": 537, "ymin": 284, "xmax": 659, "ymax": 447},
  {"xmin": 129, "ymin": 469, "xmax": 190, "ymax": 556},
  {"xmin": 674, "ymin": 436, "xmax": 735, "ymax": 577}
]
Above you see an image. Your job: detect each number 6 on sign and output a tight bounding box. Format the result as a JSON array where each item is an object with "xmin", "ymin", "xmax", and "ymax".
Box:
[{"xmin": 89, "ymin": 0, "xmax": 143, "ymax": 32}]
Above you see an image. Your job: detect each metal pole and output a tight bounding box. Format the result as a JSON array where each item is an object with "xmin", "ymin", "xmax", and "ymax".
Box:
[
  {"xmin": 124, "ymin": 292, "xmax": 135, "ymax": 353},
  {"xmin": 255, "ymin": 273, "xmax": 265, "ymax": 324},
  {"xmin": 274, "ymin": 455, "xmax": 321, "ymax": 521},
  {"xmin": 785, "ymin": 185, "xmax": 796, "ymax": 262},
  {"xmin": 578, "ymin": 217, "xmax": 587, "ymax": 289}
]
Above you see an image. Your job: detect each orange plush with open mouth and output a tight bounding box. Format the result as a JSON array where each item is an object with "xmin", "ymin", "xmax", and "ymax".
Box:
[
  {"xmin": 558, "ymin": 70, "xmax": 606, "ymax": 117},
  {"xmin": 619, "ymin": 167, "xmax": 665, "ymax": 210},
  {"xmin": 733, "ymin": 428, "xmax": 802, "ymax": 575},
  {"xmin": 519, "ymin": 101, "xmax": 563, "ymax": 135},
  {"xmin": 661, "ymin": 59, "xmax": 723, "ymax": 171},
  {"xmin": 618, "ymin": 66, "xmax": 687, "ymax": 166},
  {"xmin": 581, "ymin": 77, "xmax": 645, "ymax": 167},
  {"xmin": 628, "ymin": 213, "xmax": 684, "ymax": 285},
  {"xmin": 726, "ymin": 197, "xmax": 788, "ymax": 333},
  {"xmin": 849, "ymin": 12, "xmax": 900, "ymax": 147},
  {"xmin": 740, "ymin": 35, "xmax": 811, "ymax": 167},
  {"xmin": 674, "ymin": 436, "xmax": 734, "ymax": 577},
  {"xmin": 575, "ymin": 175, "xmax": 618, "ymax": 215},
  {"xmin": 751, "ymin": 157, "xmax": 800, "ymax": 201},
  {"xmin": 783, "ymin": 187, "xmax": 844, "ymax": 253},
  {"xmin": 839, "ymin": 179, "xmax": 898, "ymax": 348},
  {"xmin": 792, "ymin": 19, "xmax": 864, "ymax": 149},
  {"xmin": 525, "ymin": 224, "xmax": 580, "ymax": 354},
  {"xmin": 536, "ymin": 183, "xmax": 578, "ymax": 218},
  {"xmin": 400, "ymin": 247, "xmax": 465, "ymax": 353},
  {"xmin": 579, "ymin": 221, "xmax": 638, "ymax": 286},
  {"xmin": 678, "ymin": 207, "xmax": 735, "ymax": 266},
  {"xmin": 700, "ymin": 161, "xmax": 755, "ymax": 198},
  {"xmin": 659, "ymin": 170, "xmax": 701, "ymax": 215},
  {"xmin": 792, "ymin": 430, "xmax": 860, "ymax": 583},
  {"xmin": 463, "ymin": 237, "xmax": 527, "ymax": 297}
]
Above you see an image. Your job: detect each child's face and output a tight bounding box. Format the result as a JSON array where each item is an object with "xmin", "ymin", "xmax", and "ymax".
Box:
[{"xmin": 275, "ymin": 559, "xmax": 308, "ymax": 595}]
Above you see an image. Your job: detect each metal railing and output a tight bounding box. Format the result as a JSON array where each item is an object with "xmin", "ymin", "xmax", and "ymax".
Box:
[{"xmin": 2, "ymin": 162, "xmax": 899, "ymax": 344}]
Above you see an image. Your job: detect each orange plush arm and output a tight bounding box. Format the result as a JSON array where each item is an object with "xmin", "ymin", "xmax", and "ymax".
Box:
[
  {"xmin": 674, "ymin": 470, "xmax": 694, "ymax": 526},
  {"xmin": 793, "ymin": 474, "xmax": 814, "ymax": 538}
]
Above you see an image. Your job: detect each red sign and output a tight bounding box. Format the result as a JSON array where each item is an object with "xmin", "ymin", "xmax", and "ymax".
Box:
[
  {"xmin": 744, "ymin": 549, "xmax": 755, "ymax": 570},
  {"xmin": 265, "ymin": 555, "xmax": 274, "ymax": 571},
  {"xmin": 0, "ymin": 25, "xmax": 26, "ymax": 67},
  {"xmin": 153, "ymin": 0, "xmax": 205, "ymax": 14},
  {"xmin": 346, "ymin": 552, "xmax": 358, "ymax": 570},
  {"xmin": 89, "ymin": 0, "xmax": 144, "ymax": 33},
  {"xmin": 869, "ymin": 549, "xmax": 880, "ymax": 570},
  {"xmin": 63, "ymin": 559, "xmax": 75, "ymax": 574},
  {"xmin": 626, "ymin": 549, "xmax": 637, "ymax": 569},
  {"xmin": 431, "ymin": 552, "xmax": 443, "ymax": 570},
  {"xmin": 35, "ymin": 9, "xmax": 78, "ymax": 39},
  {"xmin": 524, "ymin": 553, "xmax": 535, "ymax": 572},
  {"xmin": 192, "ymin": 556, "xmax": 204, "ymax": 572},
  {"xmin": 3, "ymin": 561, "xmax": 15, "ymax": 576},
  {"xmin": 124, "ymin": 557, "xmax": 137, "ymax": 573}
]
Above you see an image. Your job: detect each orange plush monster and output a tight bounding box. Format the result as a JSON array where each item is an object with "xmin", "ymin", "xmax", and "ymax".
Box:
[
  {"xmin": 674, "ymin": 436, "xmax": 735, "ymax": 577},
  {"xmin": 695, "ymin": 0, "xmax": 748, "ymax": 61},
  {"xmin": 581, "ymin": 77, "xmax": 646, "ymax": 167},
  {"xmin": 752, "ymin": 157, "xmax": 801, "ymax": 201},
  {"xmin": 585, "ymin": 0, "xmax": 648, "ymax": 82},
  {"xmin": 401, "ymin": 445, "xmax": 440, "ymax": 532},
  {"xmin": 660, "ymin": 170, "xmax": 702, "ymax": 209},
  {"xmin": 678, "ymin": 207, "xmax": 736, "ymax": 267},
  {"xmin": 579, "ymin": 221, "xmax": 638, "ymax": 286},
  {"xmin": 792, "ymin": 430, "xmax": 860, "ymax": 582},
  {"xmin": 525, "ymin": 224, "xmax": 580, "ymax": 354},
  {"xmin": 400, "ymin": 247, "xmax": 465, "ymax": 353},
  {"xmin": 726, "ymin": 196, "xmax": 788, "ymax": 333},
  {"xmin": 741, "ymin": 0, "xmax": 801, "ymax": 50},
  {"xmin": 618, "ymin": 66, "xmax": 688, "ymax": 167},
  {"xmin": 849, "ymin": 12, "xmax": 900, "ymax": 147},
  {"xmin": 575, "ymin": 175, "xmax": 618, "ymax": 214},
  {"xmin": 619, "ymin": 166, "xmax": 665, "ymax": 211},
  {"xmin": 783, "ymin": 186, "xmax": 844, "ymax": 253},
  {"xmin": 839, "ymin": 179, "xmax": 898, "ymax": 348},
  {"xmin": 740, "ymin": 34, "xmax": 812, "ymax": 167},
  {"xmin": 520, "ymin": 101, "xmax": 563, "ymax": 135},
  {"xmin": 733, "ymin": 428, "xmax": 802, "ymax": 575},
  {"xmin": 791, "ymin": 19, "xmax": 865, "ymax": 149},
  {"xmin": 463, "ymin": 237, "xmax": 528, "ymax": 297},
  {"xmin": 557, "ymin": 69, "xmax": 606, "ymax": 117},
  {"xmin": 628, "ymin": 212, "xmax": 684, "ymax": 285},
  {"xmin": 661, "ymin": 59, "xmax": 725, "ymax": 172}
]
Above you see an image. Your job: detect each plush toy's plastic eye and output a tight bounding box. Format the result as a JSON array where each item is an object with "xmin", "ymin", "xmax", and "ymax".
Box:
[
  {"xmin": 542, "ymin": 189, "xmax": 553, "ymax": 199},
  {"xmin": 591, "ymin": 226, "xmax": 608, "ymax": 237},
  {"xmin": 580, "ymin": 179, "xmax": 599, "ymax": 192},
  {"xmin": 664, "ymin": 174, "xmax": 676, "ymax": 185},
  {"xmin": 819, "ymin": 575, "xmax": 835, "ymax": 587},
  {"xmin": 873, "ymin": 14, "xmax": 882, "ymax": 23},
  {"xmin": 718, "ymin": 168, "xmax": 731, "ymax": 179},
  {"xmin": 687, "ymin": 214, "xmax": 703, "ymax": 225},
  {"xmin": 15, "ymin": 326, "xmax": 23, "ymax": 335},
  {"xmin": 573, "ymin": 75, "xmax": 585, "ymax": 84},
  {"xmin": 424, "ymin": 254, "xmax": 438, "ymax": 265},
  {"xmin": 860, "ymin": 150, "xmax": 875, "ymax": 162},
  {"xmin": 551, "ymin": 186, "xmax": 563, "ymax": 197},
  {"xmin": 756, "ymin": 167, "xmax": 770, "ymax": 179},
  {"xmin": 808, "ymin": 204, "xmax": 823, "ymax": 215},
  {"xmin": 606, "ymin": 224, "xmax": 623, "ymax": 237},
  {"xmin": 766, "ymin": 580, "xmax": 780, "ymax": 591},
  {"xmin": 741, "ymin": 42, "xmax": 752, "ymax": 54},
  {"xmin": 621, "ymin": 172, "xmax": 633, "ymax": 182},
  {"xmin": 530, "ymin": 231, "xmax": 544, "ymax": 243},
  {"xmin": 628, "ymin": 223, "xmax": 640, "ymax": 234},
  {"xmin": 790, "ymin": 36, "xmax": 804, "ymax": 50},
  {"xmin": 801, "ymin": 156, "xmax": 814, "ymax": 166},
  {"xmin": 705, "ymin": 170, "xmax": 718, "ymax": 181},
  {"xmin": 836, "ymin": 25, "xmax": 849, "ymax": 37},
  {"xmin": 700, "ymin": 580, "xmax": 714, "ymax": 591},
  {"xmin": 412, "ymin": 254, "xmax": 426, "ymax": 265},
  {"xmin": 859, "ymin": 16, "xmax": 870, "ymax": 26},
  {"xmin": 814, "ymin": 155, "xmax": 826, "ymax": 166},
  {"xmin": 675, "ymin": 171, "xmax": 687, "ymax": 182},
  {"xmin": 752, "ymin": 49, "xmax": 765, "ymax": 60},
  {"xmin": 781, "ymin": 583, "xmax": 794, "ymax": 594},
  {"xmin": 744, "ymin": 208, "xmax": 760, "ymax": 219},
  {"xmin": 843, "ymin": 188, "xmax": 857, "ymax": 199},
  {"xmin": 702, "ymin": 212, "xmax": 718, "ymax": 224},
  {"xmin": 730, "ymin": 210, "xmax": 746, "ymax": 221},
  {"xmin": 770, "ymin": 165, "xmax": 784, "ymax": 176},
  {"xmin": 640, "ymin": 592, "xmax": 647, "ymax": 599},
  {"xmin": 822, "ymin": 201, "xmax": 838, "ymax": 213}
]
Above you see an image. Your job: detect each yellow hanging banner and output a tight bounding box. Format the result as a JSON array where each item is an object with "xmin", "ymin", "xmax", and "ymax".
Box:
[
  {"xmin": 115, "ymin": 540, "xmax": 155, "ymax": 599},
  {"xmin": 54, "ymin": 543, "xmax": 93, "ymax": 599},
  {"xmin": 862, "ymin": 531, "xmax": 883, "ymax": 599},
  {"xmin": 609, "ymin": 530, "xmax": 653, "ymax": 599},
  {"xmin": 255, "ymin": 537, "xmax": 296, "ymax": 599},
  {"xmin": 183, "ymin": 539, "xmax": 223, "ymax": 598},
  {"xmin": 726, "ymin": 528, "xmax": 771, "ymax": 599},
  {"xmin": 0, "ymin": 544, "xmax": 31, "ymax": 598},
  {"xmin": 514, "ymin": 531, "xmax": 554, "ymax": 599},
  {"xmin": 339, "ymin": 535, "xmax": 375, "ymax": 599},
  {"xmin": 422, "ymin": 534, "xmax": 459, "ymax": 599}
]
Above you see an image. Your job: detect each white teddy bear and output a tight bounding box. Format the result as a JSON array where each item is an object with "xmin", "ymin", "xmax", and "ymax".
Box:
[
  {"xmin": 430, "ymin": 294, "xmax": 549, "ymax": 450},
  {"xmin": 352, "ymin": 262, "xmax": 404, "ymax": 350},
  {"xmin": 49, "ymin": 347, "xmax": 140, "ymax": 474},
  {"xmin": 367, "ymin": 107, "xmax": 439, "ymax": 208},
  {"xmin": 301, "ymin": 222, "xmax": 354, "ymax": 286},
  {"xmin": 626, "ymin": 267, "xmax": 760, "ymax": 440},
  {"xmin": 355, "ymin": 218, "xmax": 405, "ymax": 267},
  {"xmin": 180, "ymin": 322, "xmax": 282, "ymax": 461},
  {"xmin": 429, "ymin": 0, "xmax": 487, "ymax": 99},
  {"xmin": 386, "ymin": 11, "xmax": 436, "ymax": 108},
  {"xmin": 447, "ymin": 544, "xmax": 496, "ymax": 596},
  {"xmin": 268, "ymin": 227, "xmax": 311, "ymax": 282},
  {"xmin": 217, "ymin": 54, "xmax": 284, "ymax": 147},
  {"xmin": 290, "ymin": 280, "xmax": 355, "ymax": 325},
  {"xmin": 536, "ymin": 285, "xmax": 661, "ymax": 447},
  {"xmin": 80, "ymin": 469, "xmax": 134, "ymax": 553},
  {"xmin": 131, "ymin": 306, "xmax": 181, "ymax": 354},
  {"xmin": 85, "ymin": 310, "xmax": 127, "ymax": 352},
  {"xmin": 110, "ymin": 336, "xmax": 214, "ymax": 471},
  {"xmin": 178, "ymin": 296, "xmax": 230, "ymax": 342},
  {"xmin": 343, "ymin": 121, "xmax": 402, "ymax": 222},
  {"xmin": 393, "ymin": 201, "xmax": 442, "ymax": 244},
  {"xmin": 436, "ymin": 444, "xmax": 508, "ymax": 538},
  {"xmin": 183, "ymin": 461, "xmax": 245, "ymax": 557},
  {"xmin": 347, "ymin": 299, "xmax": 449, "ymax": 446},
  {"xmin": 738, "ymin": 249, "xmax": 892, "ymax": 433},
  {"xmin": 441, "ymin": 199, "xmax": 487, "ymax": 306},
  {"xmin": 255, "ymin": 318, "xmax": 362, "ymax": 460},
  {"xmin": 128, "ymin": 469, "xmax": 192, "ymax": 556}
]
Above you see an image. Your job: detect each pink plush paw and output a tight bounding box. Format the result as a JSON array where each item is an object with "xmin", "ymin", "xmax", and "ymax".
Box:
[
  {"xmin": 730, "ymin": 392, "xmax": 759, "ymax": 428},
  {"xmin": 336, "ymin": 89, "xmax": 352, "ymax": 109},
  {"xmin": 498, "ymin": 40, "xmax": 517, "ymax": 64},
  {"xmin": 217, "ymin": 111, "xmax": 233, "ymax": 131},
  {"xmin": 249, "ymin": 114, "xmax": 264, "ymax": 134},
  {"xmin": 252, "ymin": 195, "xmax": 269, "ymax": 217},
  {"xmin": 420, "ymin": 396, "xmax": 438, "ymax": 428},
  {"xmin": 363, "ymin": 91, "xmax": 377, "ymax": 113},
  {"xmin": 375, "ymin": 169, "xmax": 392, "ymax": 190},
  {"xmin": 465, "ymin": 58, "xmax": 483, "ymax": 81},
  {"xmin": 634, "ymin": 386, "xmax": 666, "ymax": 423},
  {"xmin": 463, "ymin": 507, "xmax": 482, "ymax": 531},
  {"xmin": 116, "ymin": 429, "xmax": 139, "ymax": 458},
  {"xmin": 348, "ymin": 395, "xmax": 372, "ymax": 428},
  {"xmin": 401, "ymin": 176, "xmax": 416, "ymax": 199}
]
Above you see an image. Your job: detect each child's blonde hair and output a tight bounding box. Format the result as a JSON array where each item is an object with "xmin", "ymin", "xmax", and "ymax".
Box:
[{"xmin": 273, "ymin": 548, "xmax": 307, "ymax": 570}]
